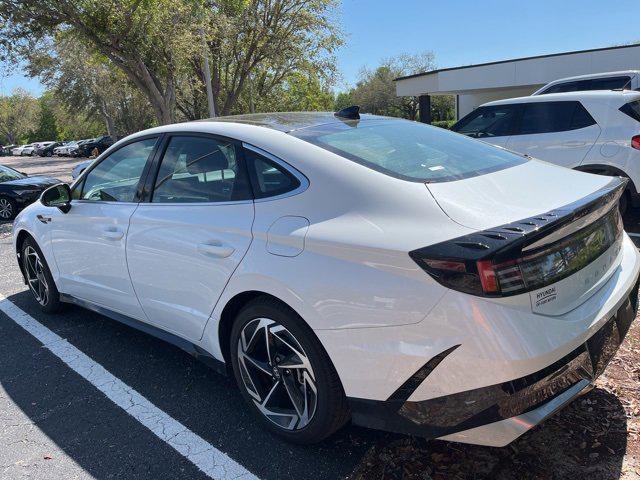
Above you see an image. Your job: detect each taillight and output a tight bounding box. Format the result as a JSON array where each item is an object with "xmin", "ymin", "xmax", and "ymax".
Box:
[
  {"xmin": 410, "ymin": 207, "xmax": 623, "ymax": 297},
  {"xmin": 632, "ymin": 135, "xmax": 640, "ymax": 150}
]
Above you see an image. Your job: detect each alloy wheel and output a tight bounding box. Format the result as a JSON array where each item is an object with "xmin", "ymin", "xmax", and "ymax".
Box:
[
  {"xmin": 24, "ymin": 246, "xmax": 49, "ymax": 306},
  {"xmin": 0, "ymin": 198, "xmax": 13, "ymax": 219},
  {"xmin": 237, "ymin": 318, "xmax": 318, "ymax": 430}
]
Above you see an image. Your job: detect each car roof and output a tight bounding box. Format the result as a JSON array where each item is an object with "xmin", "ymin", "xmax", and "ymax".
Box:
[
  {"xmin": 542, "ymin": 70, "xmax": 640, "ymax": 84},
  {"xmin": 483, "ymin": 90, "xmax": 640, "ymax": 107},
  {"xmin": 192, "ymin": 111, "xmax": 386, "ymax": 133}
]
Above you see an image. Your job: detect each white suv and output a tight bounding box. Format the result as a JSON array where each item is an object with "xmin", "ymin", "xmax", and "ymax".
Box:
[{"xmin": 452, "ymin": 91, "xmax": 640, "ymax": 210}]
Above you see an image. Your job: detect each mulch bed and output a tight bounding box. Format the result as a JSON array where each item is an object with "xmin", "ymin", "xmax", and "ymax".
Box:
[{"xmin": 350, "ymin": 315, "xmax": 640, "ymax": 480}]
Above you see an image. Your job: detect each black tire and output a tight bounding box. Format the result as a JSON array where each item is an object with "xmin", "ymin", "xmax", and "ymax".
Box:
[
  {"xmin": 21, "ymin": 237, "xmax": 64, "ymax": 313},
  {"xmin": 0, "ymin": 196, "xmax": 16, "ymax": 221},
  {"xmin": 46, "ymin": 151, "xmax": 53, "ymax": 157},
  {"xmin": 229, "ymin": 297, "xmax": 350, "ymax": 444}
]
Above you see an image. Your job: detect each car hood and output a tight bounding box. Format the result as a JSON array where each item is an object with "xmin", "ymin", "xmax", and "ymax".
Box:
[
  {"xmin": 2, "ymin": 176, "xmax": 60, "ymax": 189},
  {"xmin": 426, "ymin": 160, "xmax": 614, "ymax": 230}
]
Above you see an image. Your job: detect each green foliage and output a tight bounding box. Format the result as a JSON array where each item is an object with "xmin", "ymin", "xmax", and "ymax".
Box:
[
  {"xmin": 0, "ymin": 88, "xmax": 39, "ymax": 144},
  {"xmin": 431, "ymin": 120, "xmax": 456, "ymax": 129},
  {"xmin": 30, "ymin": 93, "xmax": 59, "ymax": 141},
  {"xmin": 334, "ymin": 91, "xmax": 354, "ymax": 111},
  {"xmin": 335, "ymin": 52, "xmax": 457, "ymax": 123}
]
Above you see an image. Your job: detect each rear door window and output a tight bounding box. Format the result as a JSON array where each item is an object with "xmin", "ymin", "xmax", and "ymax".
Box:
[
  {"xmin": 517, "ymin": 101, "xmax": 595, "ymax": 135},
  {"xmin": 451, "ymin": 105, "xmax": 520, "ymax": 138},
  {"xmin": 151, "ymin": 136, "xmax": 251, "ymax": 203}
]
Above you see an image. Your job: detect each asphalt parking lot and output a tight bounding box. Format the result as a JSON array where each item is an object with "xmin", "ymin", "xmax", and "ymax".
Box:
[{"xmin": 1, "ymin": 154, "xmax": 640, "ymax": 479}]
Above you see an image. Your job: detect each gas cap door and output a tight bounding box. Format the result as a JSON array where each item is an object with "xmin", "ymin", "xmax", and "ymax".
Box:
[{"xmin": 266, "ymin": 216, "xmax": 310, "ymax": 257}]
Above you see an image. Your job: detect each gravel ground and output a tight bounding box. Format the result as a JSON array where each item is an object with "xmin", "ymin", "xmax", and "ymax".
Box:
[{"xmin": 0, "ymin": 154, "xmax": 639, "ymax": 480}]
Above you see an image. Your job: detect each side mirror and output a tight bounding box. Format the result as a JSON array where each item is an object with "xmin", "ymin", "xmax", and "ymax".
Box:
[{"xmin": 41, "ymin": 183, "xmax": 72, "ymax": 213}]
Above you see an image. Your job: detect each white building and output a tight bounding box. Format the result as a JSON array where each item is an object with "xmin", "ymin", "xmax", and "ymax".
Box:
[{"xmin": 395, "ymin": 43, "xmax": 640, "ymax": 122}]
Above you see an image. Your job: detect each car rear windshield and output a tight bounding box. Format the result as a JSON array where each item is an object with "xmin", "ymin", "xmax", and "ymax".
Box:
[{"xmin": 290, "ymin": 119, "xmax": 527, "ymax": 182}]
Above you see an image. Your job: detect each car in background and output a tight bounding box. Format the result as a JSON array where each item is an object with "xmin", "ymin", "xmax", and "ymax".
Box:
[
  {"xmin": 32, "ymin": 142, "xmax": 60, "ymax": 157},
  {"xmin": 1, "ymin": 145, "xmax": 17, "ymax": 156},
  {"xmin": 71, "ymin": 159, "xmax": 93, "ymax": 180},
  {"xmin": 36, "ymin": 142, "xmax": 63, "ymax": 157},
  {"xmin": 451, "ymin": 90, "xmax": 640, "ymax": 211},
  {"xmin": 76, "ymin": 135, "xmax": 114, "ymax": 158},
  {"xmin": 11, "ymin": 144, "xmax": 31, "ymax": 156},
  {"xmin": 13, "ymin": 111, "xmax": 640, "ymax": 446},
  {"xmin": 54, "ymin": 141, "xmax": 78, "ymax": 156},
  {"xmin": 69, "ymin": 139, "xmax": 93, "ymax": 157},
  {"xmin": 0, "ymin": 164, "xmax": 59, "ymax": 220},
  {"xmin": 533, "ymin": 70, "xmax": 640, "ymax": 95},
  {"xmin": 21, "ymin": 144, "xmax": 38, "ymax": 156}
]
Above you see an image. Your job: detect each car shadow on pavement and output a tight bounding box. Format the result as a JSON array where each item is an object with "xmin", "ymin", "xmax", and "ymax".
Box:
[{"xmin": 0, "ymin": 289, "xmax": 630, "ymax": 480}]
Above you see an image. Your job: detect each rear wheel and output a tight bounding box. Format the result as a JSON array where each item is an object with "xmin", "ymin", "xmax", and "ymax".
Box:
[
  {"xmin": 21, "ymin": 237, "xmax": 63, "ymax": 313},
  {"xmin": 230, "ymin": 298, "xmax": 349, "ymax": 444}
]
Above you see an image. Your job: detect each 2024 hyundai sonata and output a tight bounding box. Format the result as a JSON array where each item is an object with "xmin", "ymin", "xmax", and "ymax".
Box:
[{"xmin": 13, "ymin": 108, "xmax": 640, "ymax": 446}]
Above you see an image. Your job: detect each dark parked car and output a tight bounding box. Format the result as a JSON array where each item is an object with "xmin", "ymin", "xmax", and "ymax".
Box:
[
  {"xmin": 35, "ymin": 142, "xmax": 63, "ymax": 157},
  {"xmin": 0, "ymin": 164, "xmax": 60, "ymax": 220},
  {"xmin": 76, "ymin": 135, "xmax": 114, "ymax": 157},
  {"xmin": 0, "ymin": 145, "xmax": 17, "ymax": 156}
]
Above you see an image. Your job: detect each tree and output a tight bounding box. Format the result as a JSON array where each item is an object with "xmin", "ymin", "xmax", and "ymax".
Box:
[
  {"xmin": 28, "ymin": 34, "xmax": 156, "ymax": 137},
  {"xmin": 31, "ymin": 92, "xmax": 59, "ymax": 141},
  {"xmin": 178, "ymin": 0, "xmax": 343, "ymax": 118},
  {"xmin": 338, "ymin": 52, "xmax": 455, "ymax": 122},
  {"xmin": 0, "ymin": 88, "xmax": 39, "ymax": 144},
  {"xmin": 1, "ymin": 0, "xmax": 201, "ymax": 124}
]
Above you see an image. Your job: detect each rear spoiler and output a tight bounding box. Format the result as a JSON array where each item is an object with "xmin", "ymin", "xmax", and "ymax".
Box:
[{"xmin": 410, "ymin": 177, "xmax": 627, "ymax": 295}]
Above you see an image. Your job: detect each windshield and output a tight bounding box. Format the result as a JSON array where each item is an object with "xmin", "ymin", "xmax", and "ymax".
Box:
[
  {"xmin": 0, "ymin": 165, "xmax": 25, "ymax": 182},
  {"xmin": 291, "ymin": 119, "xmax": 527, "ymax": 182}
]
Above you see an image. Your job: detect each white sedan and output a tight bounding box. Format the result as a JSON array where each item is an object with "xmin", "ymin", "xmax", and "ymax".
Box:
[
  {"xmin": 12, "ymin": 109, "xmax": 640, "ymax": 446},
  {"xmin": 11, "ymin": 144, "xmax": 30, "ymax": 156}
]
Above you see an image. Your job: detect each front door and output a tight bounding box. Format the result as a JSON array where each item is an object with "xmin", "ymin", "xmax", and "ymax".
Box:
[
  {"xmin": 50, "ymin": 137, "xmax": 159, "ymax": 320},
  {"xmin": 126, "ymin": 134, "xmax": 255, "ymax": 341}
]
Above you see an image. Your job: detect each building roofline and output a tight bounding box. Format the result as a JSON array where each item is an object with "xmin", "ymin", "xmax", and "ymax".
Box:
[{"xmin": 394, "ymin": 43, "xmax": 640, "ymax": 82}]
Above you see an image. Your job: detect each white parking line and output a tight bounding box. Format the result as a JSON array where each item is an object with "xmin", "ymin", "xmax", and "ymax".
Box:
[{"xmin": 0, "ymin": 295, "xmax": 258, "ymax": 480}]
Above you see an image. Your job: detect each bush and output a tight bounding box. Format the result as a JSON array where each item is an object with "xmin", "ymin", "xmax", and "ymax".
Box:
[{"xmin": 431, "ymin": 120, "xmax": 456, "ymax": 130}]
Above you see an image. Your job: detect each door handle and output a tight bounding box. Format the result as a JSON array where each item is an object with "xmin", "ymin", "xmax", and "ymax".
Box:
[
  {"xmin": 197, "ymin": 242, "xmax": 235, "ymax": 258},
  {"xmin": 563, "ymin": 141, "xmax": 587, "ymax": 147},
  {"xmin": 101, "ymin": 227, "xmax": 124, "ymax": 241}
]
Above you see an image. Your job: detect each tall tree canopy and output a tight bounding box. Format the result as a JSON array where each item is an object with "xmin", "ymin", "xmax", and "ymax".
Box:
[{"xmin": 0, "ymin": 0, "xmax": 343, "ymax": 124}]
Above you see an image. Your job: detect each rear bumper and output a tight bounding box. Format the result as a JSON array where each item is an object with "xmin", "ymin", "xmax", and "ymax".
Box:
[{"xmin": 349, "ymin": 278, "xmax": 638, "ymax": 445}]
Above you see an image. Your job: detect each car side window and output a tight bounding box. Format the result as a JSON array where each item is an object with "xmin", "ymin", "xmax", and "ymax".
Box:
[
  {"xmin": 452, "ymin": 105, "xmax": 519, "ymax": 138},
  {"xmin": 244, "ymin": 148, "xmax": 300, "ymax": 199},
  {"xmin": 151, "ymin": 136, "xmax": 251, "ymax": 203},
  {"xmin": 518, "ymin": 101, "xmax": 595, "ymax": 135},
  {"xmin": 80, "ymin": 137, "xmax": 157, "ymax": 202}
]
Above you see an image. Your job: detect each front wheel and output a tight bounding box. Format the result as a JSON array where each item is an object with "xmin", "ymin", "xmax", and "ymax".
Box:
[
  {"xmin": 0, "ymin": 196, "xmax": 16, "ymax": 221},
  {"xmin": 230, "ymin": 298, "xmax": 350, "ymax": 444},
  {"xmin": 21, "ymin": 237, "xmax": 63, "ymax": 313}
]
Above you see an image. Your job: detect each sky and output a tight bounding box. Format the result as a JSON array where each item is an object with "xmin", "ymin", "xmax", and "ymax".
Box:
[{"xmin": 2, "ymin": 0, "xmax": 640, "ymax": 96}]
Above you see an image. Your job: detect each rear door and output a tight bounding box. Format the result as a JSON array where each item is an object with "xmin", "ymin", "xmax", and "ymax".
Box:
[
  {"xmin": 506, "ymin": 101, "xmax": 601, "ymax": 168},
  {"xmin": 451, "ymin": 104, "xmax": 521, "ymax": 148},
  {"xmin": 126, "ymin": 134, "xmax": 255, "ymax": 341}
]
